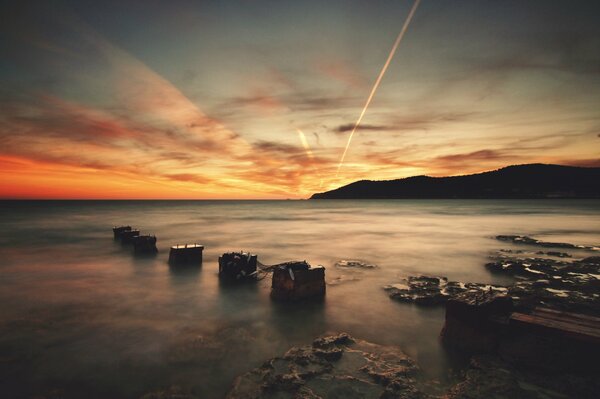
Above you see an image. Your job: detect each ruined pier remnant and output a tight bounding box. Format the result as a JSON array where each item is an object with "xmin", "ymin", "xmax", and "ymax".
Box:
[
  {"xmin": 112, "ymin": 225, "xmax": 132, "ymax": 240},
  {"xmin": 441, "ymin": 290, "xmax": 600, "ymax": 373},
  {"xmin": 218, "ymin": 251, "xmax": 257, "ymax": 280},
  {"xmin": 441, "ymin": 290, "xmax": 513, "ymax": 354},
  {"xmin": 169, "ymin": 244, "xmax": 204, "ymax": 266},
  {"xmin": 132, "ymin": 235, "xmax": 158, "ymax": 255},
  {"xmin": 271, "ymin": 261, "xmax": 326, "ymax": 301},
  {"xmin": 120, "ymin": 229, "xmax": 140, "ymax": 244}
]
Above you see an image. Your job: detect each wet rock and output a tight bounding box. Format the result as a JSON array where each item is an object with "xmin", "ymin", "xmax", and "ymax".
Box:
[
  {"xmin": 496, "ymin": 235, "xmax": 598, "ymax": 251},
  {"xmin": 445, "ymin": 355, "xmax": 599, "ymax": 399},
  {"xmin": 218, "ymin": 252, "xmax": 258, "ymax": 281},
  {"xmin": 141, "ymin": 386, "xmax": 197, "ymax": 399},
  {"xmin": 226, "ymin": 334, "xmax": 430, "ymax": 399},
  {"xmin": 384, "ymin": 276, "xmax": 507, "ymax": 306},
  {"xmin": 485, "ymin": 253, "xmax": 600, "ymax": 314},
  {"xmin": 334, "ymin": 260, "xmax": 377, "ymax": 269},
  {"xmin": 271, "ymin": 261, "xmax": 326, "ymax": 301}
]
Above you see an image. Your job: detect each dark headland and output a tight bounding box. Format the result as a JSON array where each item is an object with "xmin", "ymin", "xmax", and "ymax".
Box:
[{"xmin": 311, "ymin": 163, "xmax": 600, "ymax": 199}]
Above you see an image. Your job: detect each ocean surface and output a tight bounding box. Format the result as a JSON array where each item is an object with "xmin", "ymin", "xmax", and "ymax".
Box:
[{"xmin": 1, "ymin": 200, "xmax": 599, "ymax": 398}]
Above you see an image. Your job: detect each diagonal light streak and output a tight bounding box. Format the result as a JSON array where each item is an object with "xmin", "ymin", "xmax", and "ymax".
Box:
[{"xmin": 336, "ymin": 0, "xmax": 422, "ymax": 176}]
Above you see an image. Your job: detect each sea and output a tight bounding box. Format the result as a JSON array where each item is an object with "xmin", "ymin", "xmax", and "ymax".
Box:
[{"xmin": 0, "ymin": 199, "xmax": 599, "ymax": 398}]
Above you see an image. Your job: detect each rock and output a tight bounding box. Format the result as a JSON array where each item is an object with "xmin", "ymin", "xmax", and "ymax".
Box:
[
  {"xmin": 141, "ymin": 386, "xmax": 197, "ymax": 399},
  {"xmin": 334, "ymin": 260, "xmax": 377, "ymax": 269},
  {"xmin": 271, "ymin": 261, "xmax": 326, "ymax": 301},
  {"xmin": 226, "ymin": 334, "xmax": 430, "ymax": 399},
  {"xmin": 218, "ymin": 252, "xmax": 258, "ymax": 281},
  {"xmin": 384, "ymin": 276, "xmax": 507, "ymax": 306},
  {"xmin": 496, "ymin": 235, "xmax": 598, "ymax": 251},
  {"xmin": 445, "ymin": 355, "xmax": 599, "ymax": 399},
  {"xmin": 485, "ymin": 253, "xmax": 600, "ymax": 314}
]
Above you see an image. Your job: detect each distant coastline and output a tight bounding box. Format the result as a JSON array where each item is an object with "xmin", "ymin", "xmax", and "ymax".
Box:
[{"xmin": 311, "ymin": 164, "xmax": 600, "ymax": 199}]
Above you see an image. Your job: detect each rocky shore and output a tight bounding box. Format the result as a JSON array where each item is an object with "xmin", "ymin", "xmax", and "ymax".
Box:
[{"xmin": 143, "ymin": 234, "xmax": 599, "ymax": 399}]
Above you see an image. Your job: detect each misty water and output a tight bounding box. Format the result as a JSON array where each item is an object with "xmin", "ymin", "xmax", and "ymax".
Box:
[{"xmin": 1, "ymin": 200, "xmax": 599, "ymax": 398}]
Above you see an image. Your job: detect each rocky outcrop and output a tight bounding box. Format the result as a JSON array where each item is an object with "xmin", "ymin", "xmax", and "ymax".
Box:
[
  {"xmin": 383, "ymin": 276, "xmax": 507, "ymax": 306},
  {"xmin": 226, "ymin": 333, "xmax": 430, "ymax": 399},
  {"xmin": 496, "ymin": 235, "xmax": 599, "ymax": 251},
  {"xmin": 486, "ymin": 253, "xmax": 600, "ymax": 314}
]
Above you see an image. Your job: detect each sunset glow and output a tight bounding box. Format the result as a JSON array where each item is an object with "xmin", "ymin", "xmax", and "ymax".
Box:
[{"xmin": 1, "ymin": 1, "xmax": 599, "ymax": 199}]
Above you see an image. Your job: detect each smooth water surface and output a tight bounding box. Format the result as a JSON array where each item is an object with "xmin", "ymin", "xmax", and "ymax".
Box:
[{"xmin": 1, "ymin": 200, "xmax": 599, "ymax": 398}]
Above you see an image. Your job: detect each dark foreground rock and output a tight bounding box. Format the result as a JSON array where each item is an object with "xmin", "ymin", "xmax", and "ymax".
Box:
[
  {"xmin": 226, "ymin": 333, "xmax": 430, "ymax": 399},
  {"xmin": 446, "ymin": 355, "xmax": 600, "ymax": 399}
]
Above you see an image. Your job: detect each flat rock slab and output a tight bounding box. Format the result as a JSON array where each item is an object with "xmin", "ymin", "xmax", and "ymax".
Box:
[{"xmin": 226, "ymin": 333, "xmax": 430, "ymax": 399}]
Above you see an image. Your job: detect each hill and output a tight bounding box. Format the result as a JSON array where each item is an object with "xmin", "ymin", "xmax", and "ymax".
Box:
[{"xmin": 310, "ymin": 164, "xmax": 600, "ymax": 199}]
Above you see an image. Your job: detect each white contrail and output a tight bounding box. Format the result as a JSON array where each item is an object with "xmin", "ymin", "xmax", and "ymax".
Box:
[
  {"xmin": 336, "ymin": 0, "xmax": 421, "ymax": 176},
  {"xmin": 296, "ymin": 129, "xmax": 323, "ymax": 187}
]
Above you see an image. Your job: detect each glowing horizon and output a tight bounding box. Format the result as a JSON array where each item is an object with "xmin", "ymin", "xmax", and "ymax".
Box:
[{"xmin": 1, "ymin": 1, "xmax": 599, "ymax": 199}]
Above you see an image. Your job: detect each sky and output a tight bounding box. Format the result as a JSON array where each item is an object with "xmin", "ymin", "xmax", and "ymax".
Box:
[{"xmin": 0, "ymin": 0, "xmax": 599, "ymax": 199}]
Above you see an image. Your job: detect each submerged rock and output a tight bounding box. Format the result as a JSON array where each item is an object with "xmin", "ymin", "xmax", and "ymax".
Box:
[
  {"xmin": 334, "ymin": 260, "xmax": 378, "ymax": 269},
  {"xmin": 383, "ymin": 276, "xmax": 507, "ymax": 306},
  {"xmin": 226, "ymin": 333, "xmax": 430, "ymax": 399},
  {"xmin": 496, "ymin": 235, "xmax": 599, "ymax": 251},
  {"xmin": 486, "ymin": 254, "xmax": 600, "ymax": 314}
]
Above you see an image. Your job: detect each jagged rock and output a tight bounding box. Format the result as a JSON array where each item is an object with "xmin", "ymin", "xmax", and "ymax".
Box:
[
  {"xmin": 271, "ymin": 261, "xmax": 326, "ymax": 301},
  {"xmin": 334, "ymin": 260, "xmax": 377, "ymax": 269},
  {"xmin": 485, "ymin": 253, "xmax": 600, "ymax": 314},
  {"xmin": 226, "ymin": 334, "xmax": 430, "ymax": 399},
  {"xmin": 496, "ymin": 235, "xmax": 599, "ymax": 251},
  {"xmin": 383, "ymin": 276, "xmax": 507, "ymax": 306}
]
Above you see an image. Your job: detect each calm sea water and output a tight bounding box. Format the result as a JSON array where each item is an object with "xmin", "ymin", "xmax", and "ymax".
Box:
[{"xmin": 1, "ymin": 200, "xmax": 599, "ymax": 398}]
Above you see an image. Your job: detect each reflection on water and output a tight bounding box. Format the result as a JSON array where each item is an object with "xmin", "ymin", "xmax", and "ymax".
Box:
[{"xmin": 0, "ymin": 200, "xmax": 599, "ymax": 398}]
